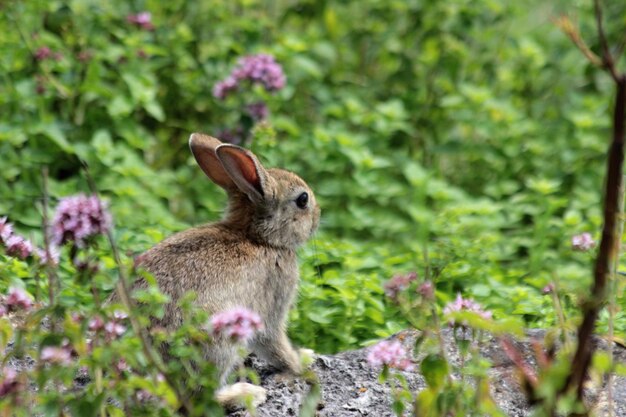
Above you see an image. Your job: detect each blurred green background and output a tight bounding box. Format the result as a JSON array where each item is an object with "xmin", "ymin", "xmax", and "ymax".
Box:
[{"xmin": 1, "ymin": 0, "xmax": 625, "ymax": 353}]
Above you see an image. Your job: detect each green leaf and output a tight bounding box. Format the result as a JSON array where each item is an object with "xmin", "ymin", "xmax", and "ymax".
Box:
[
  {"xmin": 67, "ymin": 393, "xmax": 105, "ymax": 417},
  {"xmin": 420, "ymin": 354, "xmax": 448, "ymax": 390}
]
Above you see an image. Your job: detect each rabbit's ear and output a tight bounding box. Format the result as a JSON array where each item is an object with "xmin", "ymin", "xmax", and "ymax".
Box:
[
  {"xmin": 215, "ymin": 144, "xmax": 268, "ymax": 201},
  {"xmin": 189, "ymin": 133, "xmax": 237, "ymax": 190}
]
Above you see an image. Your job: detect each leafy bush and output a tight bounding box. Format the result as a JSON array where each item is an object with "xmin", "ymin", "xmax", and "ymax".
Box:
[{"xmin": 1, "ymin": 0, "xmax": 626, "ymax": 414}]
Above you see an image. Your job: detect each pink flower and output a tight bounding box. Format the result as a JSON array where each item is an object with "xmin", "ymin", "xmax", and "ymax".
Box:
[
  {"xmin": 217, "ymin": 126, "xmax": 246, "ymax": 146},
  {"xmin": 572, "ymin": 233, "xmax": 595, "ymax": 251},
  {"xmin": 383, "ymin": 272, "xmax": 417, "ymax": 300},
  {"xmin": 88, "ymin": 316, "xmax": 105, "ymax": 331},
  {"xmin": 35, "ymin": 46, "xmax": 52, "ymax": 61},
  {"xmin": 213, "ymin": 54, "xmax": 286, "ymax": 100},
  {"xmin": 51, "ymin": 194, "xmax": 112, "ymax": 247},
  {"xmin": 0, "ymin": 217, "xmax": 13, "ymax": 242},
  {"xmin": 5, "ymin": 287, "xmax": 34, "ymax": 312},
  {"xmin": 245, "ymin": 102, "xmax": 269, "ymax": 121},
  {"xmin": 5, "ymin": 235, "xmax": 33, "ymax": 259},
  {"xmin": 542, "ymin": 283, "xmax": 555, "ymax": 295},
  {"xmin": 366, "ymin": 340, "xmax": 414, "ymax": 371},
  {"xmin": 0, "ymin": 368, "xmax": 21, "ymax": 397},
  {"xmin": 113, "ymin": 310, "xmax": 128, "ymax": 320},
  {"xmin": 36, "ymin": 246, "xmax": 60, "ymax": 265},
  {"xmin": 443, "ymin": 293, "xmax": 492, "ymax": 325},
  {"xmin": 41, "ymin": 346, "xmax": 72, "ymax": 365},
  {"xmin": 212, "ymin": 76, "xmax": 238, "ymax": 100},
  {"xmin": 115, "ymin": 359, "xmax": 129, "ymax": 373},
  {"xmin": 418, "ymin": 280, "xmax": 435, "ymax": 300},
  {"xmin": 104, "ymin": 321, "xmax": 126, "ymax": 338},
  {"xmin": 136, "ymin": 389, "xmax": 155, "ymax": 402},
  {"xmin": 77, "ymin": 50, "xmax": 92, "ymax": 63},
  {"xmin": 210, "ymin": 307, "xmax": 264, "ymax": 343},
  {"xmin": 127, "ymin": 12, "xmax": 154, "ymax": 30}
]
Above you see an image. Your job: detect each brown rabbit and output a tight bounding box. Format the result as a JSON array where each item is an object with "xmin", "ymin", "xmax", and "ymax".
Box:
[{"xmin": 134, "ymin": 133, "xmax": 320, "ymax": 407}]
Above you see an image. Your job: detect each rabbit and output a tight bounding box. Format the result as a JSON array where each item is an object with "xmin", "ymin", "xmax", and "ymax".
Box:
[{"xmin": 132, "ymin": 132, "xmax": 320, "ymax": 408}]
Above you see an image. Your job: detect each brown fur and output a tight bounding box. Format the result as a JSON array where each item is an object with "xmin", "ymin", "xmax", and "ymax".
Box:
[{"xmin": 132, "ymin": 133, "xmax": 320, "ymax": 405}]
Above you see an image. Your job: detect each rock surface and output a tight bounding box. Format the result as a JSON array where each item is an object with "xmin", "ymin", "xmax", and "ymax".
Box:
[{"xmin": 229, "ymin": 329, "xmax": 626, "ymax": 417}]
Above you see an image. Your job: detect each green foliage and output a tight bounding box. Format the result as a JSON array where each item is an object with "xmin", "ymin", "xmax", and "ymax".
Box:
[{"xmin": 1, "ymin": 0, "xmax": 626, "ymax": 414}]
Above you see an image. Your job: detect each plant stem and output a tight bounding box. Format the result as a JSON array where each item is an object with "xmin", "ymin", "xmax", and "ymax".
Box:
[
  {"xmin": 41, "ymin": 167, "xmax": 58, "ymax": 305},
  {"xmin": 565, "ymin": 75, "xmax": 626, "ymax": 402},
  {"xmin": 606, "ymin": 174, "xmax": 625, "ymax": 417}
]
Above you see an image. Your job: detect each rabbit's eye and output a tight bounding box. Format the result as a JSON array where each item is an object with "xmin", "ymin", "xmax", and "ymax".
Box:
[{"xmin": 295, "ymin": 192, "xmax": 309, "ymax": 209}]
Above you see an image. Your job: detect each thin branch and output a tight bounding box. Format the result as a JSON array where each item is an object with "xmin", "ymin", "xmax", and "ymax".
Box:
[
  {"xmin": 606, "ymin": 174, "xmax": 624, "ymax": 417},
  {"xmin": 565, "ymin": 74, "xmax": 626, "ymax": 404},
  {"xmin": 41, "ymin": 167, "xmax": 58, "ymax": 305},
  {"xmin": 554, "ymin": 15, "xmax": 602, "ymax": 67},
  {"xmin": 594, "ymin": 0, "xmax": 621, "ymax": 82}
]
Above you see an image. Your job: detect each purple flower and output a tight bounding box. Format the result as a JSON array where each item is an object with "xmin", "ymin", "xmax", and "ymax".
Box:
[
  {"xmin": 0, "ymin": 217, "xmax": 13, "ymax": 242},
  {"xmin": 127, "ymin": 12, "xmax": 154, "ymax": 30},
  {"xmin": 115, "ymin": 359, "xmax": 129, "ymax": 373},
  {"xmin": 0, "ymin": 368, "xmax": 21, "ymax": 397},
  {"xmin": 88, "ymin": 316, "xmax": 105, "ymax": 331},
  {"xmin": 35, "ymin": 246, "xmax": 60, "ymax": 266},
  {"xmin": 212, "ymin": 76, "xmax": 238, "ymax": 100},
  {"xmin": 366, "ymin": 340, "xmax": 414, "ymax": 371},
  {"xmin": 77, "ymin": 50, "xmax": 92, "ymax": 63},
  {"xmin": 572, "ymin": 233, "xmax": 595, "ymax": 252},
  {"xmin": 418, "ymin": 280, "xmax": 435, "ymax": 300},
  {"xmin": 5, "ymin": 235, "xmax": 33, "ymax": 259},
  {"xmin": 383, "ymin": 272, "xmax": 417, "ymax": 300},
  {"xmin": 210, "ymin": 307, "xmax": 264, "ymax": 343},
  {"xmin": 217, "ymin": 126, "xmax": 246, "ymax": 146},
  {"xmin": 35, "ymin": 46, "xmax": 52, "ymax": 61},
  {"xmin": 213, "ymin": 54, "xmax": 286, "ymax": 100},
  {"xmin": 51, "ymin": 194, "xmax": 112, "ymax": 247},
  {"xmin": 40, "ymin": 346, "xmax": 72, "ymax": 365},
  {"xmin": 443, "ymin": 293, "xmax": 492, "ymax": 325},
  {"xmin": 136, "ymin": 389, "xmax": 155, "ymax": 402},
  {"xmin": 113, "ymin": 310, "xmax": 128, "ymax": 320},
  {"xmin": 542, "ymin": 283, "xmax": 555, "ymax": 295},
  {"xmin": 245, "ymin": 102, "xmax": 269, "ymax": 121},
  {"xmin": 104, "ymin": 321, "xmax": 126, "ymax": 338},
  {"xmin": 5, "ymin": 287, "xmax": 34, "ymax": 312}
]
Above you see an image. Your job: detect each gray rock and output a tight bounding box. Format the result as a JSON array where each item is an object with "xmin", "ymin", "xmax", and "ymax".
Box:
[{"xmin": 229, "ymin": 329, "xmax": 626, "ymax": 417}]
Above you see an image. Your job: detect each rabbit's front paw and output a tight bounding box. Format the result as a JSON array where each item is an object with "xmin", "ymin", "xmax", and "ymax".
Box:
[
  {"xmin": 216, "ymin": 382, "xmax": 267, "ymax": 409},
  {"xmin": 297, "ymin": 348, "xmax": 315, "ymax": 369}
]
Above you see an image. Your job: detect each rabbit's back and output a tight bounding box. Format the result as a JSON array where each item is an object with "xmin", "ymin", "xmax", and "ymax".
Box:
[{"xmin": 138, "ymin": 224, "xmax": 299, "ymax": 330}]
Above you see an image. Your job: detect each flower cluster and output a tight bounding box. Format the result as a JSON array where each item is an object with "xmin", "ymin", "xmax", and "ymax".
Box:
[
  {"xmin": 40, "ymin": 345, "xmax": 73, "ymax": 366},
  {"xmin": 213, "ymin": 54, "xmax": 286, "ymax": 100},
  {"xmin": 127, "ymin": 12, "xmax": 154, "ymax": 30},
  {"xmin": 443, "ymin": 293, "xmax": 492, "ymax": 325},
  {"xmin": 542, "ymin": 282, "xmax": 555, "ymax": 295},
  {"xmin": 1, "ymin": 217, "xmax": 33, "ymax": 260},
  {"xmin": 366, "ymin": 340, "xmax": 414, "ymax": 371},
  {"xmin": 209, "ymin": 307, "xmax": 264, "ymax": 343},
  {"xmin": 34, "ymin": 46, "xmax": 62, "ymax": 62},
  {"xmin": 89, "ymin": 310, "xmax": 128, "ymax": 341},
  {"xmin": 245, "ymin": 102, "xmax": 269, "ymax": 121},
  {"xmin": 571, "ymin": 232, "xmax": 595, "ymax": 252},
  {"xmin": 418, "ymin": 280, "xmax": 435, "ymax": 300},
  {"xmin": 0, "ymin": 368, "xmax": 22, "ymax": 398},
  {"xmin": 383, "ymin": 272, "xmax": 417, "ymax": 300},
  {"xmin": 51, "ymin": 194, "xmax": 112, "ymax": 248},
  {"xmin": 1, "ymin": 217, "xmax": 60, "ymax": 264},
  {"xmin": 0, "ymin": 287, "xmax": 34, "ymax": 317}
]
